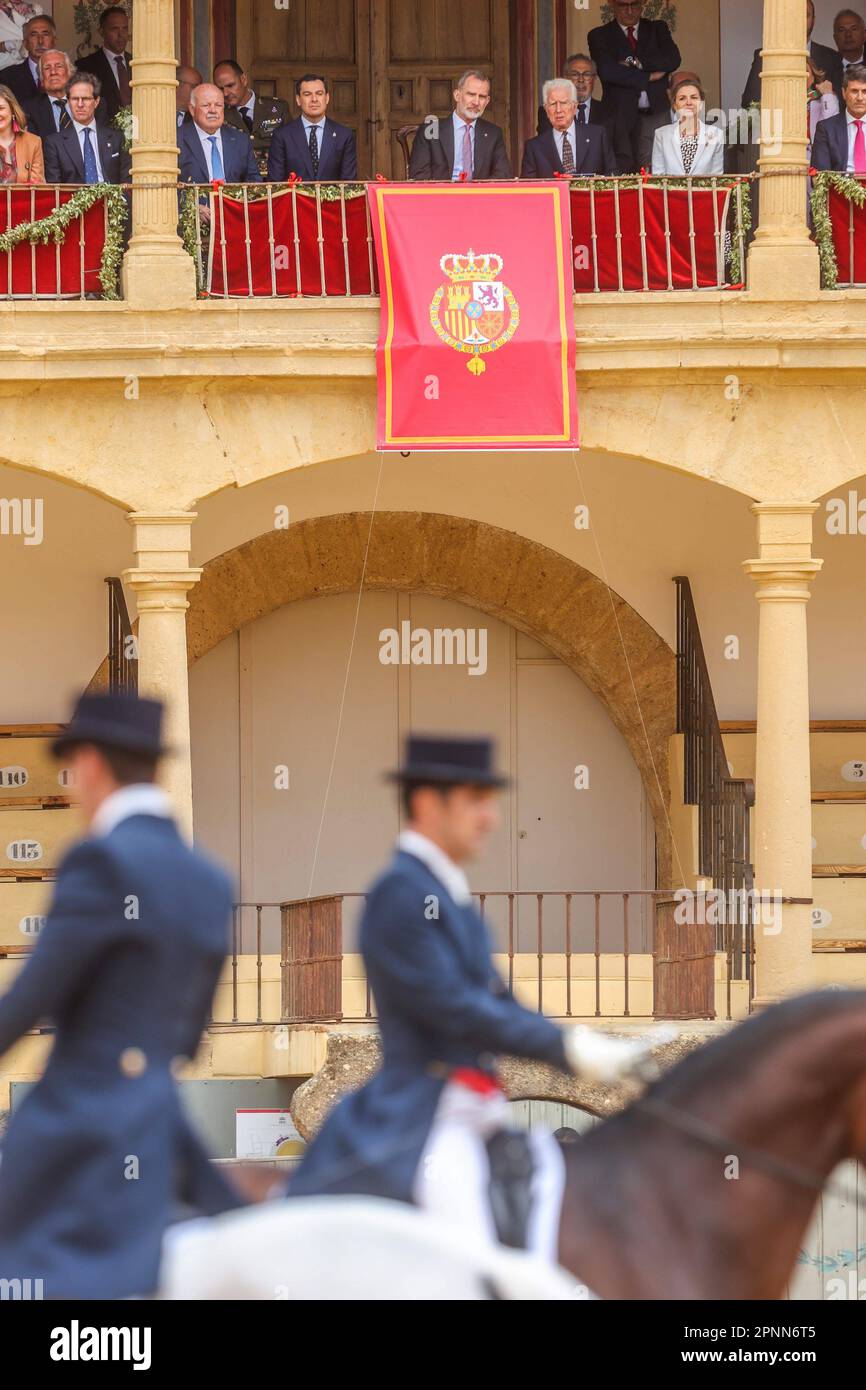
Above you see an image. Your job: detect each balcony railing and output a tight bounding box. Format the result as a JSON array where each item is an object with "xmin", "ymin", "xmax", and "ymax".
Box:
[
  {"xmin": 2, "ymin": 177, "xmax": 749, "ymax": 302},
  {"xmin": 212, "ymin": 889, "xmax": 754, "ymax": 1030}
]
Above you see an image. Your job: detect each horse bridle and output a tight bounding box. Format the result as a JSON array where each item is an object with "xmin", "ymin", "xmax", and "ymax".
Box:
[{"xmin": 635, "ymin": 1092, "xmax": 857, "ymax": 1201}]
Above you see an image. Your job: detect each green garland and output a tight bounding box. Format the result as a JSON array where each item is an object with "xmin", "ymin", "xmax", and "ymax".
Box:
[
  {"xmin": 810, "ymin": 170, "xmax": 866, "ymax": 289},
  {"xmin": 0, "ymin": 185, "xmax": 128, "ymax": 300},
  {"xmin": 179, "ymin": 187, "xmax": 204, "ymax": 293},
  {"xmin": 570, "ymin": 174, "xmax": 752, "ymax": 287}
]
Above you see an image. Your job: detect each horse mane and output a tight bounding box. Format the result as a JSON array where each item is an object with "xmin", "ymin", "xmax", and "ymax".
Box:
[{"xmin": 649, "ymin": 988, "xmax": 866, "ymax": 1104}]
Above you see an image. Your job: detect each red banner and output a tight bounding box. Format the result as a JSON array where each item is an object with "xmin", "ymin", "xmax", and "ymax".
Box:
[
  {"xmin": 207, "ymin": 187, "xmax": 375, "ymax": 296},
  {"xmin": 827, "ymin": 185, "xmax": 866, "ymax": 285},
  {"xmin": 571, "ymin": 183, "xmax": 733, "ymax": 291},
  {"xmin": 0, "ymin": 190, "xmax": 107, "ymax": 297},
  {"xmin": 368, "ymin": 181, "xmax": 578, "ymax": 451}
]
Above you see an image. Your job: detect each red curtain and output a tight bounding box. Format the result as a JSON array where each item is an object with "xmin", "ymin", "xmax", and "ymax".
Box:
[
  {"xmin": 827, "ymin": 185, "xmax": 866, "ymax": 285},
  {"xmin": 570, "ymin": 184, "xmax": 733, "ymax": 291},
  {"xmin": 0, "ymin": 189, "xmax": 107, "ymax": 297},
  {"xmin": 206, "ymin": 183, "xmax": 732, "ymax": 297},
  {"xmin": 207, "ymin": 188, "xmax": 376, "ymax": 296}
]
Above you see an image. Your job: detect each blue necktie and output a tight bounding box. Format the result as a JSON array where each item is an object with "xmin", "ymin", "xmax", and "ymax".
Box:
[
  {"xmin": 82, "ymin": 127, "xmax": 99, "ymax": 184},
  {"xmin": 208, "ymin": 135, "xmax": 224, "ymax": 180}
]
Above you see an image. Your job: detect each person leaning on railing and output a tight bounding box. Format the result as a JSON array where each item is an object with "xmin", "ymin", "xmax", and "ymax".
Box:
[
  {"xmin": 651, "ymin": 78, "xmax": 724, "ymax": 176},
  {"xmin": 0, "ymin": 81, "xmax": 43, "ymax": 183}
]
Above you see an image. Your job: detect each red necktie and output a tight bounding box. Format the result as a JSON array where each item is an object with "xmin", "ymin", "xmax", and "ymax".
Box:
[
  {"xmin": 627, "ymin": 25, "xmax": 638, "ymax": 53},
  {"xmin": 855, "ymin": 119, "xmax": 866, "ymax": 174}
]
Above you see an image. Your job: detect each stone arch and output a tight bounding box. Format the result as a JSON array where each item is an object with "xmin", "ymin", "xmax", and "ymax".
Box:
[{"xmin": 186, "ymin": 511, "xmax": 676, "ymax": 880}]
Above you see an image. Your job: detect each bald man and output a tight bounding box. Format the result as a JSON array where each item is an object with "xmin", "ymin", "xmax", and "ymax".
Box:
[
  {"xmin": 176, "ymin": 65, "xmax": 202, "ymax": 129},
  {"xmin": 177, "ymin": 82, "xmax": 261, "ymax": 184}
]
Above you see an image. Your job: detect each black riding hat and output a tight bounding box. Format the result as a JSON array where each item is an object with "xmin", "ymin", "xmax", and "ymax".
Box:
[
  {"xmin": 52, "ymin": 692, "xmax": 168, "ymax": 759},
  {"xmin": 387, "ymin": 734, "xmax": 509, "ymax": 788}
]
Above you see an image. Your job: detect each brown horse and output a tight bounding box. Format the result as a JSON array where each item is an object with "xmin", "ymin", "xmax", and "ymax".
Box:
[
  {"xmin": 225, "ymin": 991, "xmax": 866, "ymax": 1299},
  {"xmin": 559, "ymin": 990, "xmax": 866, "ymax": 1299}
]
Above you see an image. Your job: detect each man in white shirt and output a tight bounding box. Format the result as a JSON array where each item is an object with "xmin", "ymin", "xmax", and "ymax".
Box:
[
  {"xmin": 409, "ymin": 68, "xmax": 511, "ymax": 180},
  {"xmin": 835, "ymin": 9, "xmax": 866, "ymax": 72},
  {"xmin": 588, "ymin": 0, "xmax": 680, "ymax": 172},
  {"xmin": 175, "ymin": 64, "xmax": 201, "ymax": 129},
  {"xmin": 0, "ymin": 0, "xmax": 41, "ymax": 73},
  {"xmin": 177, "ymin": 81, "xmax": 261, "ymax": 185},
  {"xmin": 522, "ymin": 77, "xmax": 618, "ymax": 177},
  {"xmin": 267, "ymin": 71, "xmax": 357, "ymax": 181},
  {"xmin": 287, "ymin": 734, "xmax": 664, "ymax": 1254},
  {"xmin": 812, "ymin": 63, "xmax": 866, "ymax": 170},
  {"xmin": 43, "ymin": 71, "xmax": 130, "ymax": 184},
  {"xmin": 78, "ymin": 5, "xmax": 132, "ymax": 122},
  {"xmin": 3, "ymin": 10, "xmax": 53, "ymax": 103},
  {"xmin": 215, "ymin": 57, "xmax": 289, "ymax": 176}
]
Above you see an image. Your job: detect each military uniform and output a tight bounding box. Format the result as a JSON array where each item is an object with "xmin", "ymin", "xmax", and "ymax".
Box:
[{"xmin": 224, "ymin": 92, "xmax": 290, "ymax": 178}]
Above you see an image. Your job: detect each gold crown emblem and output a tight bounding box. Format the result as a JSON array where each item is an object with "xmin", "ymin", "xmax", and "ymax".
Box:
[{"xmin": 439, "ymin": 249, "xmax": 503, "ymax": 282}]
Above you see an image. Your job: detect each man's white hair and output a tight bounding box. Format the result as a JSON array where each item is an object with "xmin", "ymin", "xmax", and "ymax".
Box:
[
  {"xmin": 38, "ymin": 49, "xmax": 75, "ymax": 80},
  {"xmin": 543, "ymin": 78, "xmax": 577, "ymax": 105}
]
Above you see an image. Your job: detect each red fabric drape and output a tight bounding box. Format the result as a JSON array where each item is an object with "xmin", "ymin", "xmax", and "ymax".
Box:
[
  {"xmin": 0, "ymin": 189, "xmax": 107, "ymax": 297},
  {"xmin": 207, "ymin": 188, "xmax": 376, "ymax": 296},
  {"xmin": 827, "ymin": 185, "xmax": 866, "ymax": 285},
  {"xmin": 206, "ymin": 183, "xmax": 733, "ymax": 297},
  {"xmin": 570, "ymin": 184, "xmax": 733, "ymax": 291}
]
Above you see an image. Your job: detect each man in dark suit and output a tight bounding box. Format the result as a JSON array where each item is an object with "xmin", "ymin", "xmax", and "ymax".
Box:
[
  {"xmin": 287, "ymin": 735, "xmax": 657, "ymax": 1245},
  {"xmin": 175, "ymin": 63, "xmax": 201, "ymax": 130},
  {"xmin": 178, "ymin": 81, "xmax": 261, "ymax": 184},
  {"xmin": 78, "ymin": 4, "xmax": 132, "ymax": 122},
  {"xmin": 24, "ymin": 49, "xmax": 106, "ymax": 138},
  {"xmin": 215, "ymin": 57, "xmax": 289, "ymax": 177},
  {"xmin": 812, "ymin": 63, "xmax": 866, "ymax": 169},
  {"xmin": 408, "ymin": 68, "xmax": 511, "ymax": 180},
  {"xmin": 522, "ymin": 77, "xmax": 618, "ymax": 177},
  {"xmin": 742, "ymin": 0, "xmax": 843, "ymax": 106},
  {"xmin": 4, "ymin": 11, "xmax": 55, "ymax": 105},
  {"xmin": 536, "ymin": 52, "xmax": 616, "ymax": 142},
  {"xmin": 833, "ymin": 8, "xmax": 866, "ymax": 78},
  {"xmin": 267, "ymin": 72, "xmax": 356, "ymax": 182},
  {"xmin": 588, "ymin": 0, "xmax": 680, "ymax": 173},
  {"xmin": 0, "ymin": 693, "xmax": 244, "ymax": 1299},
  {"xmin": 42, "ymin": 71, "xmax": 124, "ymax": 183}
]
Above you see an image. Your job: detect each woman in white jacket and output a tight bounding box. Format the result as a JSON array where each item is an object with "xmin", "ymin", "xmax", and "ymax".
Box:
[{"xmin": 651, "ymin": 79, "xmax": 725, "ymax": 177}]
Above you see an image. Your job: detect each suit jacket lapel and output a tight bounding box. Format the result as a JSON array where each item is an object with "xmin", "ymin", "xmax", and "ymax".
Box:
[
  {"xmin": 182, "ymin": 125, "xmax": 209, "ymax": 183},
  {"xmin": 440, "ymin": 115, "xmax": 454, "ymax": 175},
  {"xmin": 65, "ymin": 126, "xmax": 85, "ymax": 181},
  {"xmin": 838, "ymin": 114, "xmax": 850, "ymax": 167},
  {"xmin": 317, "ymin": 118, "xmax": 335, "ymax": 180},
  {"xmin": 473, "ymin": 120, "xmax": 487, "ymax": 177},
  {"xmin": 573, "ymin": 124, "xmax": 593, "ymax": 173}
]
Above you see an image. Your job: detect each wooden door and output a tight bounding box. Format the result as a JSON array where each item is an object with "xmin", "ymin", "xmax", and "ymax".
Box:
[
  {"xmin": 370, "ymin": 0, "xmax": 511, "ymax": 178},
  {"xmin": 236, "ymin": 0, "xmax": 373, "ymax": 178}
]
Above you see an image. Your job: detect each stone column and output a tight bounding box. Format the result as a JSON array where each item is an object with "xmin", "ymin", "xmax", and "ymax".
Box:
[
  {"xmin": 121, "ymin": 0, "xmax": 196, "ymax": 307},
  {"xmin": 743, "ymin": 504, "xmax": 822, "ymax": 1005},
  {"xmin": 123, "ymin": 513, "xmax": 201, "ymax": 839},
  {"xmin": 748, "ymin": 0, "xmax": 820, "ymax": 296}
]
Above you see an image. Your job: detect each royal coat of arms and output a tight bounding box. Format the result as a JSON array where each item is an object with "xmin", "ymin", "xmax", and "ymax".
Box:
[{"xmin": 429, "ymin": 250, "xmax": 519, "ymax": 375}]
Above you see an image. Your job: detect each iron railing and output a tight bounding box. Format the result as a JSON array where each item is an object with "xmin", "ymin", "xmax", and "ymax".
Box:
[
  {"xmin": 212, "ymin": 888, "xmax": 752, "ymax": 1028},
  {"xmin": 674, "ymin": 576, "xmax": 754, "ymax": 980},
  {"xmin": 104, "ymin": 577, "xmax": 137, "ymax": 695}
]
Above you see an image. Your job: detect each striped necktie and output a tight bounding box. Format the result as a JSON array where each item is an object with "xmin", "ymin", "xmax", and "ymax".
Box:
[{"xmin": 54, "ymin": 99, "xmax": 72, "ymax": 132}]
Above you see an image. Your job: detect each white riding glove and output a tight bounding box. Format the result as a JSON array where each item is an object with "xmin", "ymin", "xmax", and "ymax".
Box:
[{"xmin": 563, "ymin": 1024, "xmax": 676, "ymax": 1084}]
